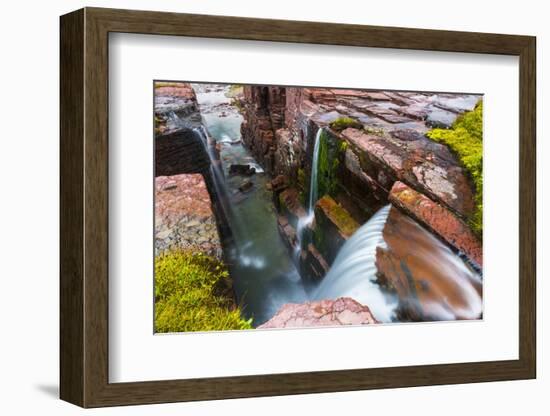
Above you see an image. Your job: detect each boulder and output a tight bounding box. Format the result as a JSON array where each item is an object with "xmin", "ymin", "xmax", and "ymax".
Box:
[
  {"xmin": 271, "ymin": 174, "xmax": 289, "ymax": 193},
  {"xmin": 278, "ymin": 188, "xmax": 306, "ymax": 227},
  {"xmin": 238, "ymin": 180, "xmax": 254, "ymax": 193},
  {"xmin": 229, "ymin": 164, "xmax": 256, "ymax": 176},
  {"xmin": 258, "ymin": 297, "xmax": 379, "ymax": 329}
]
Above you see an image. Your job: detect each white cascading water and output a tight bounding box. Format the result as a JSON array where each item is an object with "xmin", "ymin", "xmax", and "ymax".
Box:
[
  {"xmin": 294, "ymin": 128, "xmax": 323, "ymax": 258},
  {"xmin": 307, "ymin": 128, "xmax": 323, "ymax": 217},
  {"xmin": 312, "ymin": 204, "xmax": 397, "ymax": 322},
  {"xmin": 169, "ymin": 111, "xmax": 238, "ymax": 236}
]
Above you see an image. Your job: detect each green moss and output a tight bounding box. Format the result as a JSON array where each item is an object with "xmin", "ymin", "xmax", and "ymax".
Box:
[
  {"xmin": 363, "ymin": 126, "xmax": 386, "ymax": 137},
  {"xmin": 154, "ymin": 81, "xmax": 185, "ymax": 88},
  {"xmin": 426, "ymin": 101, "xmax": 483, "ymax": 236},
  {"xmin": 317, "ymin": 195, "xmax": 359, "ymax": 237},
  {"xmin": 329, "ymin": 117, "xmax": 363, "ymax": 132},
  {"xmin": 155, "ymin": 250, "xmax": 252, "ymax": 333},
  {"xmin": 297, "ymin": 168, "xmax": 306, "ymax": 189},
  {"xmin": 225, "ymin": 84, "xmax": 243, "ymax": 98},
  {"xmin": 313, "ymin": 196, "xmax": 359, "ymax": 262},
  {"xmin": 317, "ymin": 130, "xmax": 347, "ymax": 198}
]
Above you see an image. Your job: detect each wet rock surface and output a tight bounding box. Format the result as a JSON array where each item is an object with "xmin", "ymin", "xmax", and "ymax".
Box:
[
  {"xmin": 375, "ymin": 207, "xmax": 482, "ymax": 321},
  {"xmin": 153, "ymin": 82, "xmax": 485, "ymax": 328},
  {"xmin": 258, "ymin": 297, "xmax": 379, "ymax": 329},
  {"xmin": 155, "ymin": 174, "xmax": 222, "ymax": 258},
  {"xmin": 240, "ymin": 85, "xmax": 482, "ymax": 277},
  {"xmin": 313, "ymin": 195, "xmax": 359, "ymax": 265},
  {"xmin": 241, "ymin": 86, "xmax": 479, "ymax": 220},
  {"xmin": 155, "ymin": 129, "xmax": 210, "ymax": 177},
  {"xmin": 229, "ymin": 164, "xmax": 256, "ymax": 176},
  {"xmin": 154, "ymin": 83, "xmax": 202, "ymax": 134},
  {"xmin": 389, "ymin": 181, "xmax": 482, "ymax": 266}
]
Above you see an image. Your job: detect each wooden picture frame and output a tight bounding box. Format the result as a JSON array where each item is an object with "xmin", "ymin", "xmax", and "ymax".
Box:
[{"xmin": 60, "ymin": 7, "xmax": 536, "ymax": 408}]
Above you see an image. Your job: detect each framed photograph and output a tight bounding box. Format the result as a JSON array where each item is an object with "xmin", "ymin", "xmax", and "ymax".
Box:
[{"xmin": 60, "ymin": 7, "xmax": 536, "ymax": 408}]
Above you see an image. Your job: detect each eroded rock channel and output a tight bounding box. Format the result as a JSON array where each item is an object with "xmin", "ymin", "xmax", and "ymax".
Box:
[{"xmin": 154, "ymin": 82, "xmax": 483, "ymax": 330}]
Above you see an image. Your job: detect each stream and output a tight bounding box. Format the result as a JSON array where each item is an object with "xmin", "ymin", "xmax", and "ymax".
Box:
[{"xmin": 193, "ymin": 84, "xmax": 309, "ymax": 326}]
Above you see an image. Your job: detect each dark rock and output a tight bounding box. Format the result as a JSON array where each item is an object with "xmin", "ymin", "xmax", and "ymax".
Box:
[
  {"xmin": 155, "ymin": 129, "xmax": 210, "ymax": 177},
  {"xmin": 313, "ymin": 195, "xmax": 359, "ymax": 264},
  {"xmin": 229, "ymin": 164, "xmax": 256, "ymax": 176},
  {"xmin": 304, "ymin": 243, "xmax": 329, "ymax": 280},
  {"xmin": 238, "ymin": 180, "xmax": 254, "ymax": 193}
]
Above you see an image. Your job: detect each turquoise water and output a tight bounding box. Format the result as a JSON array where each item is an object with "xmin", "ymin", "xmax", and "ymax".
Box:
[{"xmin": 193, "ymin": 84, "xmax": 309, "ymax": 326}]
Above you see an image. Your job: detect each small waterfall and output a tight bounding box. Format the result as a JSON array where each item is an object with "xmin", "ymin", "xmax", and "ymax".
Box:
[
  {"xmin": 308, "ymin": 128, "xmax": 323, "ymax": 217},
  {"xmin": 294, "ymin": 128, "xmax": 323, "ymax": 258},
  {"xmin": 313, "ymin": 205, "xmax": 397, "ymax": 322},
  {"xmin": 191, "ymin": 125, "xmax": 236, "ymax": 231}
]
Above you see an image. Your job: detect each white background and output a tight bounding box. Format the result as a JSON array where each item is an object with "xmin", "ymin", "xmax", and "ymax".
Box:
[
  {"xmin": 110, "ymin": 34, "xmax": 518, "ymax": 382},
  {"xmin": 0, "ymin": 0, "xmax": 547, "ymax": 414}
]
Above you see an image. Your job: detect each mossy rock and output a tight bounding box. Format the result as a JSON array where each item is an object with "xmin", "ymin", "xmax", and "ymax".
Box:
[
  {"xmin": 329, "ymin": 117, "xmax": 363, "ymax": 132},
  {"xmin": 297, "ymin": 168, "xmax": 306, "ymax": 190},
  {"xmin": 312, "ymin": 195, "xmax": 359, "ymax": 264},
  {"xmin": 316, "ymin": 195, "xmax": 360, "ymax": 238},
  {"xmin": 426, "ymin": 101, "xmax": 483, "ymax": 237},
  {"xmin": 315, "ymin": 130, "xmax": 347, "ymax": 199}
]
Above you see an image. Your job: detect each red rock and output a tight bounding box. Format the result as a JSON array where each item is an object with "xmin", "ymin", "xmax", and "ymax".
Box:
[
  {"xmin": 258, "ymin": 297, "xmax": 379, "ymax": 329},
  {"xmin": 155, "ymin": 83, "xmax": 196, "ymax": 99},
  {"xmin": 342, "ymin": 128, "xmax": 405, "ymax": 172},
  {"xmin": 271, "ymin": 174, "xmax": 289, "ymax": 192},
  {"xmin": 155, "ymin": 174, "xmax": 222, "ymax": 257},
  {"xmin": 279, "ymin": 188, "xmax": 307, "ymax": 224},
  {"xmin": 341, "ymin": 127, "xmax": 475, "ymax": 218},
  {"xmin": 376, "ymin": 207, "xmax": 482, "ymax": 321},
  {"xmin": 389, "ymin": 181, "xmax": 482, "ymax": 266},
  {"xmin": 240, "ymin": 85, "xmax": 479, "ymax": 220}
]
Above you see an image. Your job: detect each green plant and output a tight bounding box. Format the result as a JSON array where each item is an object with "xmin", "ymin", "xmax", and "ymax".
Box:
[
  {"xmin": 225, "ymin": 84, "xmax": 243, "ymax": 98},
  {"xmin": 155, "ymin": 250, "xmax": 252, "ymax": 332},
  {"xmin": 426, "ymin": 101, "xmax": 483, "ymax": 236},
  {"xmin": 154, "ymin": 81, "xmax": 185, "ymax": 88},
  {"xmin": 317, "ymin": 130, "xmax": 347, "ymax": 198},
  {"xmin": 329, "ymin": 117, "xmax": 363, "ymax": 132}
]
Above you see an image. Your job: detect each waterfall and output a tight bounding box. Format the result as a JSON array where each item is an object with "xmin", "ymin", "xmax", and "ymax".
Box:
[
  {"xmin": 294, "ymin": 128, "xmax": 323, "ymax": 258},
  {"xmin": 191, "ymin": 124, "xmax": 236, "ymax": 230},
  {"xmin": 313, "ymin": 205, "xmax": 397, "ymax": 322},
  {"xmin": 308, "ymin": 128, "xmax": 323, "ymax": 217}
]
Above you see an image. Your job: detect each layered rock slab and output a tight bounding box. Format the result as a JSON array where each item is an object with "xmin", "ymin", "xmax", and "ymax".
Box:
[
  {"xmin": 258, "ymin": 297, "xmax": 379, "ymax": 329},
  {"xmin": 389, "ymin": 181, "xmax": 482, "ymax": 266},
  {"xmin": 155, "ymin": 174, "xmax": 222, "ymax": 258}
]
